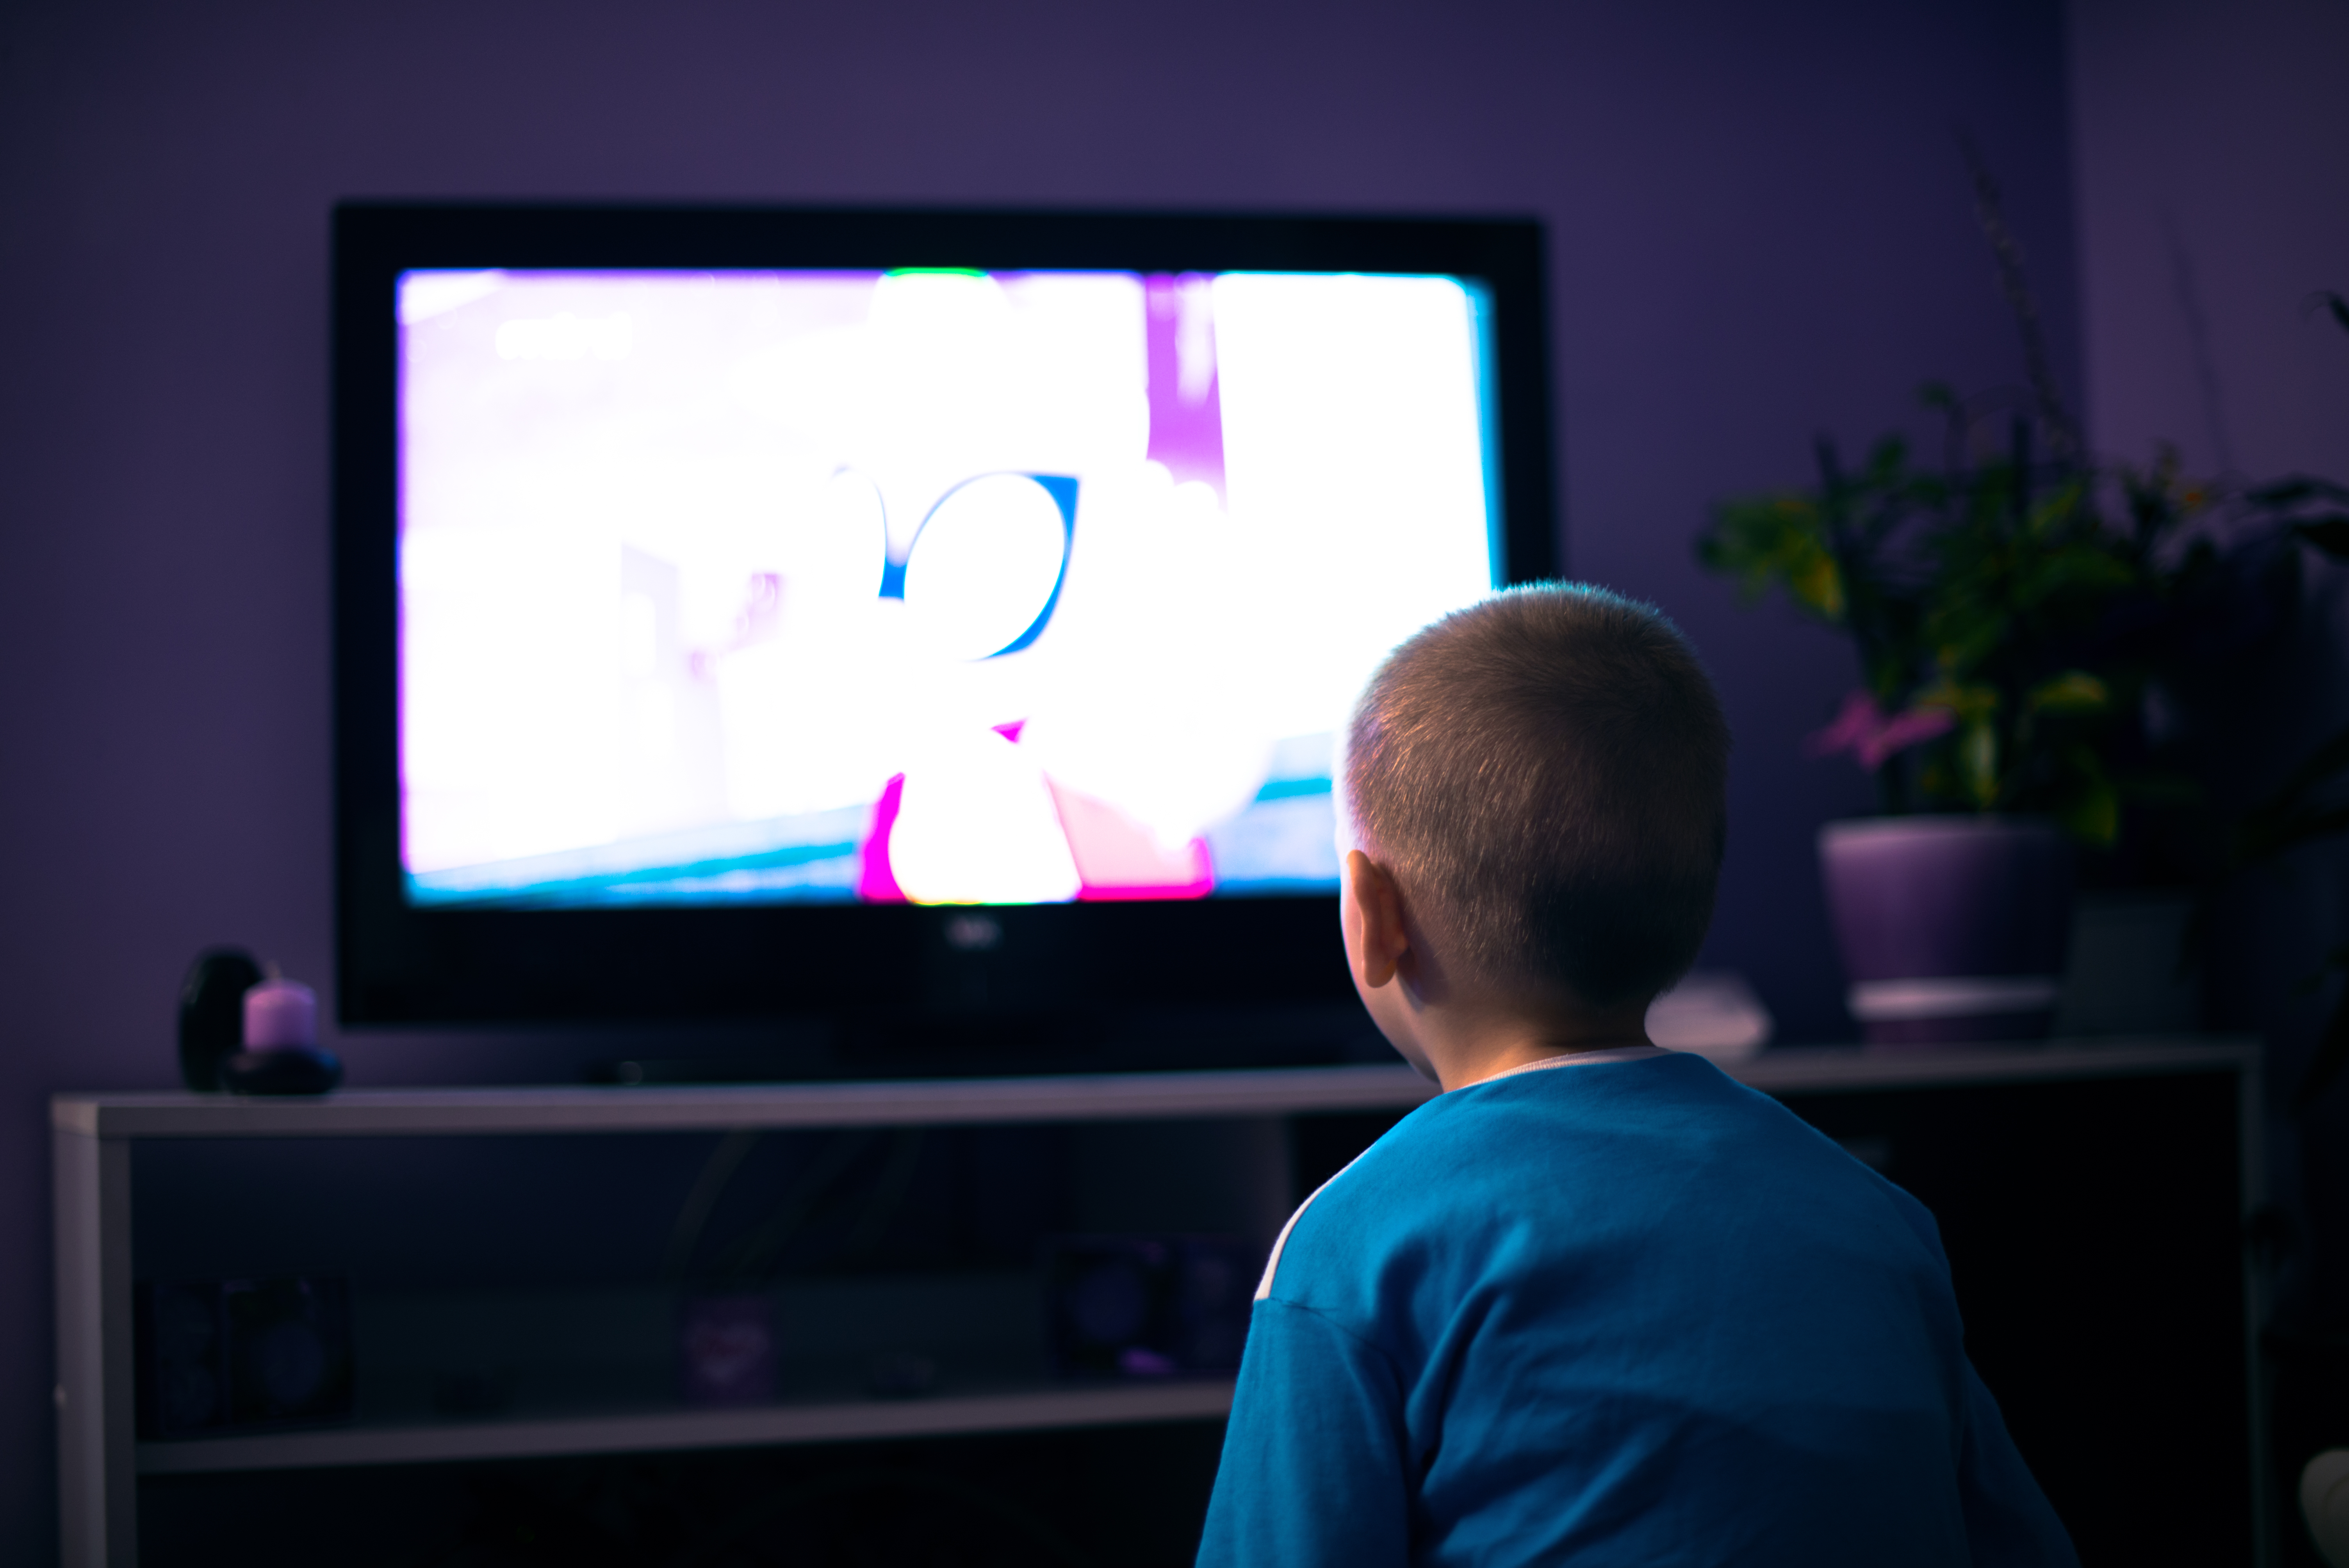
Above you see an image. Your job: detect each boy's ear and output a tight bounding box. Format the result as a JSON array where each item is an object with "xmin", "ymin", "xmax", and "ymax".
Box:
[{"xmin": 1343, "ymin": 850, "xmax": 1411, "ymax": 989}]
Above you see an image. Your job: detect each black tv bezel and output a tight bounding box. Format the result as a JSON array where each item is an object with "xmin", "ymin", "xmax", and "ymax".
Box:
[{"xmin": 333, "ymin": 202, "xmax": 1559, "ymax": 1040}]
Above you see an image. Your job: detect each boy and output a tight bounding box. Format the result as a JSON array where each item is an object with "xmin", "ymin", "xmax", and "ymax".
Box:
[{"xmin": 1196, "ymin": 585, "xmax": 2076, "ymax": 1566}]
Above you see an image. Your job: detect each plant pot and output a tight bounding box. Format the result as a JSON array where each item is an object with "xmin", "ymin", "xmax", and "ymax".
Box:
[{"xmin": 1819, "ymin": 816, "xmax": 2073, "ymax": 1046}]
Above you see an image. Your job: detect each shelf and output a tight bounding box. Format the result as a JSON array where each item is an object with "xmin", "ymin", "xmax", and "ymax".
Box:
[
  {"xmin": 55, "ymin": 1039, "xmax": 2257, "ymax": 1141},
  {"xmin": 56, "ymin": 1063, "xmax": 1436, "ymax": 1140},
  {"xmin": 1725, "ymin": 1037, "xmax": 2258, "ymax": 1096},
  {"xmin": 135, "ymin": 1378, "xmax": 1237, "ymax": 1475}
]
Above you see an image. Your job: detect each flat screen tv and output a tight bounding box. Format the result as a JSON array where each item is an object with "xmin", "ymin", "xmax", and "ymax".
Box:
[{"xmin": 334, "ymin": 203, "xmax": 1556, "ymax": 1072}]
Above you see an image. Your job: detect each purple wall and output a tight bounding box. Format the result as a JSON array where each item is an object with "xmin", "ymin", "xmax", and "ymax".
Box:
[
  {"xmin": 2072, "ymin": 0, "xmax": 2349, "ymax": 484},
  {"xmin": 0, "ymin": 0, "xmax": 2078, "ymax": 1553}
]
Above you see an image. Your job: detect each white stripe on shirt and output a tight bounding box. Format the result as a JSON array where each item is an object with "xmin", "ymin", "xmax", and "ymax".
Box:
[
  {"xmin": 1478, "ymin": 1043, "xmax": 1668, "ymax": 1082},
  {"xmin": 1252, "ymin": 1045, "xmax": 1671, "ymax": 1300}
]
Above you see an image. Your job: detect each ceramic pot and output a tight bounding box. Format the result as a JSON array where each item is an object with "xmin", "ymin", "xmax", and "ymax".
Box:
[{"xmin": 1818, "ymin": 816, "xmax": 2073, "ymax": 1046}]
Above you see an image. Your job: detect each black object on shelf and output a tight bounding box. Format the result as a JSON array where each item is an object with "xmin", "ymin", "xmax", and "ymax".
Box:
[
  {"xmin": 176, "ymin": 947, "xmax": 263, "ymax": 1093},
  {"xmin": 220, "ymin": 1046, "xmax": 344, "ymax": 1096},
  {"xmin": 135, "ymin": 1273, "xmax": 355, "ymax": 1439},
  {"xmin": 1044, "ymin": 1235, "xmax": 1253, "ymax": 1379}
]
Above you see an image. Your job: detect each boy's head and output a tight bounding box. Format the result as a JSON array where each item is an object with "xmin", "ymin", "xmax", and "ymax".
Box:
[{"xmin": 1342, "ymin": 583, "xmax": 1729, "ymax": 1017}]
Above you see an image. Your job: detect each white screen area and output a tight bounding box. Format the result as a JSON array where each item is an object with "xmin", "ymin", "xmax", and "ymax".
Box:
[{"xmin": 397, "ymin": 267, "xmax": 1501, "ymax": 907}]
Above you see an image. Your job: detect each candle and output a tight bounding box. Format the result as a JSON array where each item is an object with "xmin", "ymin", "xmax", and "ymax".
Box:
[{"xmin": 243, "ymin": 978, "xmax": 318, "ymax": 1050}]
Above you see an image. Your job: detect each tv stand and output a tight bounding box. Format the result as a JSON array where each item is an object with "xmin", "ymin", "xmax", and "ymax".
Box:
[{"xmin": 55, "ymin": 1042, "xmax": 2268, "ymax": 1566}]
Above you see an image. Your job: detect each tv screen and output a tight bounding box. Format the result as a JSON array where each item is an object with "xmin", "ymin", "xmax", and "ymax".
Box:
[{"xmin": 337, "ymin": 206, "xmax": 1554, "ymax": 1055}]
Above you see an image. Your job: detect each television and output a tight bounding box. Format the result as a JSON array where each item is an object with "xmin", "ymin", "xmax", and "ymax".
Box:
[{"xmin": 333, "ymin": 203, "xmax": 1556, "ymax": 1073}]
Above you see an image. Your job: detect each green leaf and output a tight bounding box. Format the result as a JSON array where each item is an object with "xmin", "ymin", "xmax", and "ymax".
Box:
[
  {"xmin": 1792, "ymin": 553, "xmax": 1846, "ymax": 619},
  {"xmin": 1961, "ymin": 718, "xmax": 2000, "ymax": 809},
  {"xmin": 1917, "ymin": 679, "xmax": 2000, "ymax": 723},
  {"xmin": 1860, "ymin": 436, "xmax": 1909, "ymax": 489},
  {"xmin": 1698, "ymin": 493, "xmax": 1848, "ymax": 623},
  {"xmin": 2011, "ymin": 543, "xmax": 2135, "ymax": 608},
  {"xmin": 2061, "ymin": 778, "xmax": 2122, "ymax": 848},
  {"xmin": 2116, "ymin": 770, "xmax": 2203, "ymax": 807},
  {"xmin": 2026, "ymin": 670, "xmax": 2110, "ymax": 714}
]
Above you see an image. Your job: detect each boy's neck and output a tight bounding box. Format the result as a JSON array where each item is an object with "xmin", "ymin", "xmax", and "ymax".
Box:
[{"xmin": 1416, "ymin": 1001, "xmax": 1656, "ymax": 1092}]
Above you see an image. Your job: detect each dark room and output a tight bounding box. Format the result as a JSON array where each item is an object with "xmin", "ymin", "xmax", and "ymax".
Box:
[{"xmin": 4, "ymin": 0, "xmax": 2346, "ymax": 1562}]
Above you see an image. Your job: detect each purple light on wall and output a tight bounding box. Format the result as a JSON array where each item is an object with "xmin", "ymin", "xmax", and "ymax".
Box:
[{"xmin": 1144, "ymin": 274, "xmax": 1226, "ymax": 499}]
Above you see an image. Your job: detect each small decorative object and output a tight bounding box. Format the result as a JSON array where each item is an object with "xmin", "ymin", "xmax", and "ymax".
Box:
[
  {"xmin": 221, "ymin": 968, "xmax": 344, "ymax": 1096},
  {"xmin": 1645, "ymin": 972, "xmax": 1773, "ymax": 1062},
  {"xmin": 135, "ymin": 1273, "xmax": 355, "ymax": 1437},
  {"xmin": 678, "ymin": 1292, "xmax": 776, "ymax": 1407},
  {"xmin": 1043, "ymin": 1235, "xmax": 1252, "ymax": 1379},
  {"xmin": 2304, "ymin": 1449, "xmax": 2349, "ymax": 1568},
  {"xmin": 177, "ymin": 947, "xmax": 264, "ymax": 1092}
]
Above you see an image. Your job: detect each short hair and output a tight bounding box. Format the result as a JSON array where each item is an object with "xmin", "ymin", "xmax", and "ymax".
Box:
[{"xmin": 1342, "ymin": 583, "xmax": 1730, "ymax": 1009}]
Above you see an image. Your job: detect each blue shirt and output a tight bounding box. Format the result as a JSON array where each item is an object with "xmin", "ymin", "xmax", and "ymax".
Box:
[{"xmin": 1197, "ymin": 1048, "xmax": 2077, "ymax": 1566}]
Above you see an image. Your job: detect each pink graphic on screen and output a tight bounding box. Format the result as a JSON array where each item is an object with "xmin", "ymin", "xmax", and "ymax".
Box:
[
  {"xmin": 395, "ymin": 266, "xmax": 1497, "ymax": 909},
  {"xmin": 856, "ymin": 775, "xmax": 908, "ymax": 903},
  {"xmin": 1144, "ymin": 275, "xmax": 1226, "ymax": 501}
]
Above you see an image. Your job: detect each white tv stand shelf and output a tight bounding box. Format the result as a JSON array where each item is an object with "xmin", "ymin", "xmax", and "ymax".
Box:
[
  {"xmin": 132, "ymin": 1377, "xmax": 1240, "ymax": 1477},
  {"xmin": 55, "ymin": 1042, "xmax": 2264, "ymax": 1567}
]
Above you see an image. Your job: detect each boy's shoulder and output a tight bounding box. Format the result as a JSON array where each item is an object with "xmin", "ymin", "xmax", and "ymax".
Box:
[{"xmin": 1258, "ymin": 1048, "xmax": 1943, "ymax": 1314}]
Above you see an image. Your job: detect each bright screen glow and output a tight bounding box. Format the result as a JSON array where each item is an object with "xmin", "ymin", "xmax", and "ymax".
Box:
[{"xmin": 397, "ymin": 267, "xmax": 1502, "ymax": 908}]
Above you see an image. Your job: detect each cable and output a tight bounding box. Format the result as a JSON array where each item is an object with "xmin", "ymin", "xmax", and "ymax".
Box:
[
  {"xmin": 711, "ymin": 1130, "xmax": 876, "ymax": 1284},
  {"xmin": 663, "ymin": 1129, "xmax": 764, "ymax": 1281},
  {"xmin": 840, "ymin": 1128, "xmax": 926, "ymax": 1262}
]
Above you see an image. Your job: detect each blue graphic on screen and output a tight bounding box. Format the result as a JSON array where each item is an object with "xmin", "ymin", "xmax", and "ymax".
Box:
[{"xmin": 396, "ymin": 268, "xmax": 1502, "ymax": 908}]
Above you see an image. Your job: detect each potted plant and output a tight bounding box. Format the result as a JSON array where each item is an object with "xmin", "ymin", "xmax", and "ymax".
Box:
[
  {"xmin": 1699, "ymin": 397, "xmax": 2207, "ymax": 1041},
  {"xmin": 1701, "ymin": 250, "xmax": 2345, "ymax": 1047},
  {"xmin": 1691, "ymin": 145, "xmax": 2349, "ymax": 1045}
]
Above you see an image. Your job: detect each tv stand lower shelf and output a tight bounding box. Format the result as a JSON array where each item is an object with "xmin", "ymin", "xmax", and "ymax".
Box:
[{"xmin": 135, "ymin": 1376, "xmax": 1235, "ymax": 1476}]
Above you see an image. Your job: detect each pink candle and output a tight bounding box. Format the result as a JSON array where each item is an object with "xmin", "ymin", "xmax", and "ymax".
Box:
[{"xmin": 243, "ymin": 979, "xmax": 318, "ymax": 1050}]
